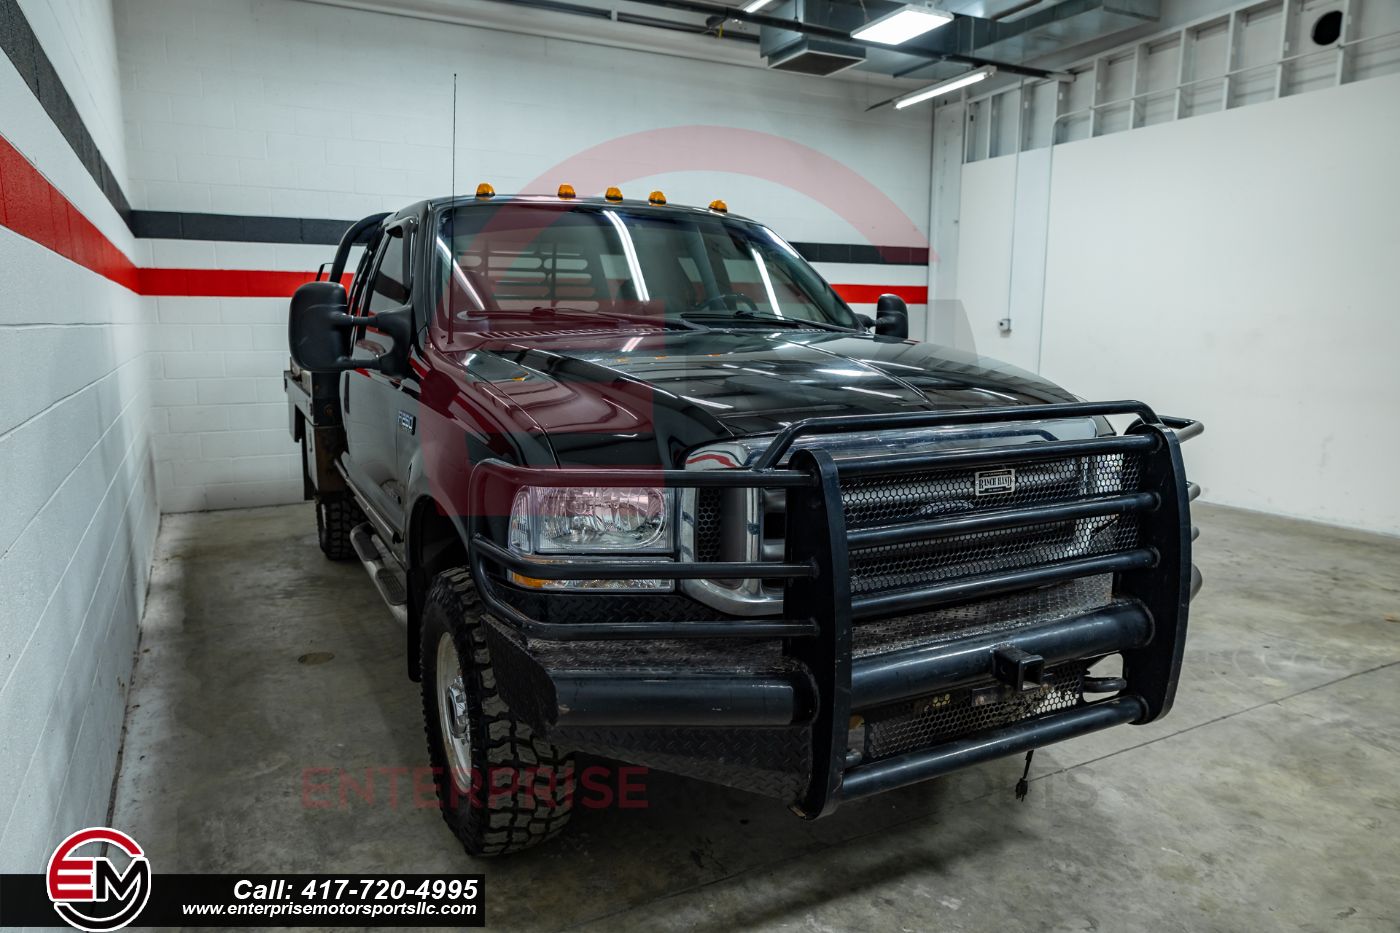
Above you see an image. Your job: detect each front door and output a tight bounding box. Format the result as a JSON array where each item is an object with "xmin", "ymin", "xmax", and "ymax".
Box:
[{"xmin": 343, "ymin": 221, "xmax": 414, "ymax": 539}]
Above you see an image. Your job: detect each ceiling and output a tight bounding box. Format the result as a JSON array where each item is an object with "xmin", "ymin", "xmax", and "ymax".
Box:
[{"xmin": 303, "ymin": 0, "xmax": 1244, "ymax": 100}]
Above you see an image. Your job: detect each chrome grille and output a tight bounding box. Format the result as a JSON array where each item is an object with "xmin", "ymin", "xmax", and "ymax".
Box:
[{"xmin": 680, "ymin": 426, "xmax": 1144, "ymax": 637}]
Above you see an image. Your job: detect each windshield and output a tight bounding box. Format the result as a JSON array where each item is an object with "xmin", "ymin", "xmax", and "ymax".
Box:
[{"xmin": 430, "ymin": 202, "xmax": 859, "ymax": 342}]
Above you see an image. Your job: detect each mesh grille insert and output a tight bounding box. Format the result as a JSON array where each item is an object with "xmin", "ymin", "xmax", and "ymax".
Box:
[
  {"xmin": 694, "ymin": 488, "xmax": 723, "ymax": 562},
  {"xmin": 852, "ymin": 577, "xmax": 1120, "ymax": 657},
  {"xmin": 842, "ymin": 452, "xmax": 1143, "ymax": 530},
  {"xmin": 848, "ymin": 515, "xmax": 1139, "ymax": 595},
  {"xmin": 844, "ymin": 451, "xmax": 1145, "ymax": 601},
  {"xmin": 864, "ymin": 662, "xmax": 1087, "ymax": 761}
]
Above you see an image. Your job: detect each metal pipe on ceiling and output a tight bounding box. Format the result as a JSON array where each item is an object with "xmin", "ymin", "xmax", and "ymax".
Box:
[
  {"xmin": 621, "ymin": 0, "xmax": 1061, "ymax": 79},
  {"xmin": 447, "ymin": 0, "xmax": 762, "ymax": 42}
]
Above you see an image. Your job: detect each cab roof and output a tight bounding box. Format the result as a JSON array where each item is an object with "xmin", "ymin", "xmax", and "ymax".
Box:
[{"xmin": 395, "ymin": 194, "xmax": 757, "ymax": 226}]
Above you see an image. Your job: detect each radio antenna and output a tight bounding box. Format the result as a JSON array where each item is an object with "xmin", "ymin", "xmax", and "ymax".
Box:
[
  {"xmin": 448, "ymin": 72, "xmax": 458, "ymax": 342},
  {"xmin": 450, "ymin": 72, "xmax": 458, "ymax": 204}
]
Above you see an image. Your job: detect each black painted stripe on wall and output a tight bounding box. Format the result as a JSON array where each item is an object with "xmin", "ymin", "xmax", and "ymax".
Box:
[
  {"xmin": 129, "ymin": 210, "xmax": 352, "ymax": 245},
  {"xmin": 129, "ymin": 210, "xmax": 930, "ymax": 265},
  {"xmin": 789, "ymin": 242, "xmax": 929, "ymax": 266},
  {"xmin": 1, "ymin": 0, "xmax": 928, "ymax": 267},
  {"xmin": 0, "ymin": 0, "xmax": 131, "ymax": 220}
]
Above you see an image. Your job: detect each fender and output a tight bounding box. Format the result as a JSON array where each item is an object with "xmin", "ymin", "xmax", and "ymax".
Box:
[{"xmin": 400, "ymin": 345, "xmax": 559, "ymax": 679}]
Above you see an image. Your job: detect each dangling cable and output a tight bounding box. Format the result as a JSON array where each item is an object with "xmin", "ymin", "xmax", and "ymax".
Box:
[{"xmin": 1015, "ymin": 749, "xmax": 1034, "ymax": 801}]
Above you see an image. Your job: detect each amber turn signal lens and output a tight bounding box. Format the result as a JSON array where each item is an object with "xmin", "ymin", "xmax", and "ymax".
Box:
[
  {"xmin": 648, "ymin": 190, "xmax": 667, "ymax": 205},
  {"xmin": 709, "ymin": 199, "xmax": 728, "ymax": 212},
  {"xmin": 604, "ymin": 186, "xmax": 623, "ymax": 201},
  {"xmin": 557, "ymin": 183, "xmax": 576, "ymax": 199},
  {"xmin": 475, "ymin": 182, "xmax": 495, "ymax": 199}
]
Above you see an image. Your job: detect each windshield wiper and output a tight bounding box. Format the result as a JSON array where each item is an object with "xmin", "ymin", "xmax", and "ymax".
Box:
[
  {"xmin": 680, "ymin": 310, "xmax": 856, "ymax": 333},
  {"xmin": 529, "ymin": 307, "xmax": 707, "ymax": 332}
]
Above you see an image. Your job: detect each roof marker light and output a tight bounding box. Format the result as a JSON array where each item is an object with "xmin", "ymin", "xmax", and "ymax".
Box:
[
  {"xmin": 893, "ymin": 65, "xmax": 996, "ymax": 109},
  {"xmin": 604, "ymin": 186, "xmax": 624, "ymax": 202},
  {"xmin": 852, "ymin": 3, "xmax": 954, "ymax": 46},
  {"xmin": 648, "ymin": 190, "xmax": 667, "ymax": 205},
  {"xmin": 475, "ymin": 182, "xmax": 495, "ymax": 199},
  {"xmin": 709, "ymin": 199, "xmax": 728, "ymax": 212},
  {"xmin": 557, "ymin": 183, "xmax": 576, "ymax": 199}
]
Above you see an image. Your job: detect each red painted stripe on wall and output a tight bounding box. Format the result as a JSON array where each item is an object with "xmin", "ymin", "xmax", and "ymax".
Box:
[
  {"xmin": 0, "ymin": 133, "xmax": 139, "ymax": 290},
  {"xmin": 1, "ymin": 132, "xmax": 925, "ymax": 302},
  {"xmin": 138, "ymin": 268, "xmax": 323, "ymax": 298},
  {"xmin": 831, "ymin": 283, "xmax": 928, "ymax": 305}
]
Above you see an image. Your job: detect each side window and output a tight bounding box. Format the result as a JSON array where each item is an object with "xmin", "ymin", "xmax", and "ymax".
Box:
[
  {"xmin": 368, "ymin": 230, "xmax": 410, "ymax": 312},
  {"xmin": 348, "ymin": 238, "xmax": 381, "ymax": 317}
]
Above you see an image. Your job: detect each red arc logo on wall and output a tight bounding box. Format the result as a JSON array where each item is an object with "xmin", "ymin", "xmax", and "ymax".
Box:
[{"xmin": 45, "ymin": 828, "xmax": 152, "ymax": 932}]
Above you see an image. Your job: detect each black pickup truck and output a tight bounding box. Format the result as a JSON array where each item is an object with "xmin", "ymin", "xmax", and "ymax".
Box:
[{"xmin": 285, "ymin": 189, "xmax": 1202, "ymax": 856}]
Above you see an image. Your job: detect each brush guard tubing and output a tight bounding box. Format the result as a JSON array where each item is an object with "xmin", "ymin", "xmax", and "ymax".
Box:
[{"xmin": 464, "ymin": 401, "xmax": 1201, "ymax": 814}]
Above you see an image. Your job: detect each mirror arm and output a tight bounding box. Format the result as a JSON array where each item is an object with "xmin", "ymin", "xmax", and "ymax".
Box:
[{"xmin": 348, "ymin": 308, "xmax": 413, "ymax": 377}]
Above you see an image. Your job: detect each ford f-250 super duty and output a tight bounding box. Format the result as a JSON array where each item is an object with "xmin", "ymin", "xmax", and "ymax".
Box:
[{"xmin": 285, "ymin": 187, "xmax": 1202, "ymax": 857}]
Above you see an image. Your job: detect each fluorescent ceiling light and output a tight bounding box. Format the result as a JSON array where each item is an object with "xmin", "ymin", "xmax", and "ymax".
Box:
[
  {"xmin": 893, "ymin": 65, "xmax": 995, "ymax": 109},
  {"xmin": 742, "ymin": 0, "xmax": 776, "ymax": 11},
  {"xmin": 852, "ymin": 4, "xmax": 954, "ymax": 45}
]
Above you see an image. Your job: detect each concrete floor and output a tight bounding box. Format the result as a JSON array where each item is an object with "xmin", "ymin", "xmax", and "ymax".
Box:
[{"xmin": 113, "ymin": 502, "xmax": 1400, "ymax": 932}]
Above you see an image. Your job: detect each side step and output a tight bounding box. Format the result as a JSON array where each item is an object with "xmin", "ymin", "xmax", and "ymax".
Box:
[{"xmin": 349, "ymin": 523, "xmax": 408, "ymax": 626}]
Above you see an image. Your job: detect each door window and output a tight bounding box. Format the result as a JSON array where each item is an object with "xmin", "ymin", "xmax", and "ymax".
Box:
[{"xmin": 369, "ymin": 229, "xmax": 410, "ymax": 312}]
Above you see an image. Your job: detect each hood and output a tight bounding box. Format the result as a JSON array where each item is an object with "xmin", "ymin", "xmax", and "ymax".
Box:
[{"xmin": 455, "ymin": 327, "xmax": 1079, "ymax": 467}]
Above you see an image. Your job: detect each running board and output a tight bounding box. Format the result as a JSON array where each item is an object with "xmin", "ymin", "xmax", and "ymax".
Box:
[{"xmin": 349, "ymin": 523, "xmax": 408, "ymax": 626}]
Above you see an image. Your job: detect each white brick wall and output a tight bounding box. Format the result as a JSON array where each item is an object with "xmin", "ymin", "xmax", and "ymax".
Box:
[
  {"xmin": 116, "ymin": 0, "xmax": 932, "ymax": 235},
  {"xmin": 0, "ymin": 2, "xmax": 158, "ymax": 873},
  {"xmin": 147, "ymin": 296, "xmax": 301, "ymax": 512},
  {"xmin": 19, "ymin": 0, "xmax": 131, "ymax": 194},
  {"xmin": 127, "ymin": 237, "xmax": 327, "ymax": 511},
  {"xmin": 112, "ymin": 0, "xmax": 937, "ymax": 513}
]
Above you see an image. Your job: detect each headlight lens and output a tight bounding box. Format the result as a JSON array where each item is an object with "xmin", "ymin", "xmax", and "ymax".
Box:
[
  {"xmin": 511, "ymin": 486, "xmax": 671, "ymax": 552},
  {"xmin": 508, "ymin": 486, "xmax": 673, "ymax": 591}
]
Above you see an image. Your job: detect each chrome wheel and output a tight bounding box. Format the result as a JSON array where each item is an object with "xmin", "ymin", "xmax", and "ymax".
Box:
[{"xmin": 435, "ymin": 633, "xmax": 472, "ymax": 793}]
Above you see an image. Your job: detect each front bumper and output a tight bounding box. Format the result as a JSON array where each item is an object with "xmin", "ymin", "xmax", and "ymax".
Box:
[{"xmin": 467, "ymin": 401, "xmax": 1202, "ymax": 817}]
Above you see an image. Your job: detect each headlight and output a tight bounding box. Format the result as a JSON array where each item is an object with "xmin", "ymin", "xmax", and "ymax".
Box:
[{"xmin": 507, "ymin": 486, "xmax": 673, "ymax": 591}]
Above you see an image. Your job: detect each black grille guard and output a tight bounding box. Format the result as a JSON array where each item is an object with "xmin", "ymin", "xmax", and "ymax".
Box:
[{"xmin": 466, "ymin": 400, "xmax": 1202, "ymax": 817}]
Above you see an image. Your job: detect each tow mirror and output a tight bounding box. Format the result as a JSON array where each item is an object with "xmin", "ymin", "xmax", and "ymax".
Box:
[
  {"xmin": 288, "ymin": 282, "xmax": 354, "ymax": 372},
  {"xmin": 287, "ymin": 281, "xmax": 412, "ymax": 377},
  {"xmin": 856, "ymin": 313, "xmax": 876, "ymax": 330},
  {"xmin": 875, "ymin": 294, "xmax": 909, "ymax": 339}
]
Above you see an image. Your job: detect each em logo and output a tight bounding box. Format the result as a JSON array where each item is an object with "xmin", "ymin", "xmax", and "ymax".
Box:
[{"xmin": 45, "ymin": 827, "xmax": 152, "ymax": 932}]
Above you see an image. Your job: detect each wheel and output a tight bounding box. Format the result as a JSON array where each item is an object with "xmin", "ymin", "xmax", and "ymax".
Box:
[
  {"xmin": 419, "ymin": 568, "xmax": 574, "ymax": 856},
  {"xmin": 315, "ymin": 495, "xmax": 365, "ymax": 561}
]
